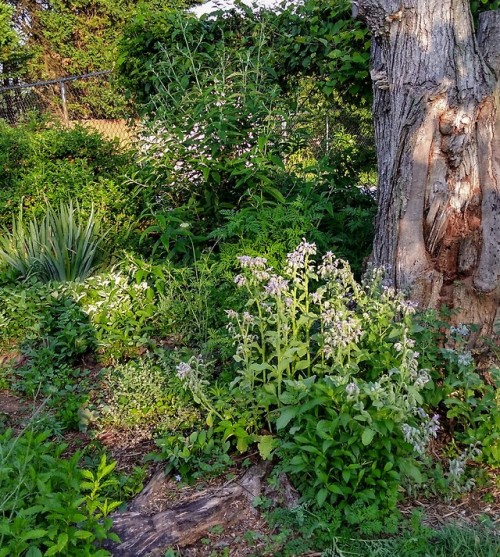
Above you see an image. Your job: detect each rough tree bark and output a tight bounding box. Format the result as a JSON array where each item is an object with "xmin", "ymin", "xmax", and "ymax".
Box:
[{"xmin": 353, "ymin": 0, "xmax": 500, "ymax": 334}]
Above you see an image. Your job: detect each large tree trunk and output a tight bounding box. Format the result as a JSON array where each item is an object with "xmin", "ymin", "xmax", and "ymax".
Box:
[{"xmin": 353, "ymin": 1, "xmax": 500, "ymax": 335}]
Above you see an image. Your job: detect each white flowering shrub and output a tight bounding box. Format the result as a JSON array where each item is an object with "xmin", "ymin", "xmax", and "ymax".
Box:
[{"xmin": 57, "ymin": 266, "xmax": 158, "ymax": 362}]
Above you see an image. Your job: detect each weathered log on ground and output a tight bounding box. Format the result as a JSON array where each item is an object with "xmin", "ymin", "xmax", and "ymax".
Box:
[{"xmin": 107, "ymin": 463, "xmax": 269, "ymax": 557}]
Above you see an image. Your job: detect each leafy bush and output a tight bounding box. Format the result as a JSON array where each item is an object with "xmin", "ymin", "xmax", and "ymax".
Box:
[
  {"xmin": 0, "ymin": 253, "xmax": 227, "ymax": 430},
  {"xmin": 121, "ymin": 6, "xmax": 376, "ymax": 248},
  {"xmin": 413, "ymin": 310, "xmax": 500, "ymax": 467},
  {"xmin": 0, "ymin": 202, "xmax": 103, "ymax": 281},
  {"xmin": 130, "ymin": 17, "xmax": 293, "ymax": 224},
  {"xmin": 0, "ymin": 120, "xmax": 142, "ymax": 252},
  {"xmin": 0, "ymin": 429, "xmax": 120, "ymax": 556}
]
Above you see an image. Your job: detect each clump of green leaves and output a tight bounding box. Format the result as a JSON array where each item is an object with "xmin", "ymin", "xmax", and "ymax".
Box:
[
  {"xmin": 94, "ymin": 353, "xmax": 200, "ymax": 430},
  {"xmin": 0, "ymin": 429, "xmax": 120, "ymax": 556},
  {"xmin": 0, "ymin": 202, "xmax": 103, "ymax": 282},
  {"xmin": 414, "ymin": 310, "xmax": 500, "ymax": 467},
  {"xmin": 152, "ymin": 427, "xmax": 233, "ymax": 483}
]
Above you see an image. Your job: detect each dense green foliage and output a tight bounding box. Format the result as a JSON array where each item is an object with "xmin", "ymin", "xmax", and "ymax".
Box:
[
  {"xmin": 0, "ymin": 430, "xmax": 120, "ymax": 556},
  {"xmin": 0, "ymin": 1, "xmax": 498, "ymax": 554},
  {"xmin": 117, "ymin": 0, "xmax": 371, "ymax": 105},
  {"xmin": 117, "ymin": 3, "xmax": 377, "ymax": 274},
  {"xmin": 0, "ymin": 120, "xmax": 143, "ymax": 248},
  {"xmin": 1, "ymin": 0, "xmax": 199, "ymax": 114},
  {"xmin": 0, "ymin": 2, "xmax": 30, "ymax": 84}
]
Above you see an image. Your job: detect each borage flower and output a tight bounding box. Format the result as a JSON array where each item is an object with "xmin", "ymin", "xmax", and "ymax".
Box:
[
  {"xmin": 237, "ymin": 255, "xmax": 268, "ymax": 270},
  {"xmin": 176, "ymin": 362, "xmax": 192, "ymax": 380},
  {"xmin": 264, "ymin": 275, "xmax": 289, "ymax": 296}
]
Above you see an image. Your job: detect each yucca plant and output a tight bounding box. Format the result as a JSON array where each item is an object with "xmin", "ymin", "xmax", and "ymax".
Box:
[
  {"xmin": 0, "ymin": 207, "xmax": 39, "ymax": 278},
  {"xmin": 0, "ymin": 202, "xmax": 104, "ymax": 281}
]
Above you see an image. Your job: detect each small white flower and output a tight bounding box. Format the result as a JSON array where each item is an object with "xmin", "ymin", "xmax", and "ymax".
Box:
[
  {"xmin": 457, "ymin": 351, "xmax": 473, "ymax": 367},
  {"xmin": 264, "ymin": 275, "xmax": 289, "ymax": 296},
  {"xmin": 237, "ymin": 256, "xmax": 268, "ymax": 269},
  {"xmin": 242, "ymin": 311, "xmax": 253, "ymax": 323},
  {"xmin": 176, "ymin": 362, "xmax": 192, "ymax": 380},
  {"xmin": 450, "ymin": 324, "xmax": 470, "ymax": 337},
  {"xmin": 311, "ymin": 291, "xmax": 324, "ymax": 304},
  {"xmin": 345, "ymin": 382, "xmax": 360, "ymax": 397},
  {"xmin": 234, "ymin": 275, "xmax": 247, "ymax": 287}
]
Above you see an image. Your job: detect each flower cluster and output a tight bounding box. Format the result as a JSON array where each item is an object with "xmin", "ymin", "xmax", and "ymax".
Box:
[
  {"xmin": 264, "ymin": 275, "xmax": 289, "ymax": 296},
  {"xmin": 175, "ymin": 355, "xmax": 223, "ymax": 422},
  {"xmin": 323, "ymin": 311, "xmax": 362, "ymax": 356},
  {"xmin": 345, "ymin": 382, "xmax": 360, "ymax": 397},
  {"xmin": 447, "ymin": 443, "xmax": 482, "ymax": 494},
  {"xmin": 226, "ymin": 240, "xmax": 429, "ymax": 419},
  {"xmin": 441, "ymin": 347, "xmax": 474, "ymax": 368},
  {"xmin": 457, "ymin": 351, "xmax": 473, "ymax": 367},
  {"xmin": 237, "ymin": 255, "xmax": 268, "ymax": 270},
  {"xmin": 450, "ymin": 324, "xmax": 470, "ymax": 337},
  {"xmin": 318, "ymin": 251, "xmax": 339, "ymax": 279},
  {"xmin": 176, "ymin": 361, "xmax": 192, "ymax": 381},
  {"xmin": 285, "ymin": 238, "xmax": 317, "ymax": 271},
  {"xmin": 402, "ymin": 409, "xmax": 440, "ymax": 455}
]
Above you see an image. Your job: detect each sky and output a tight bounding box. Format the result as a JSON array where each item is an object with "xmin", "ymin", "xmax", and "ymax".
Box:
[{"xmin": 191, "ymin": 0, "xmax": 286, "ymax": 16}]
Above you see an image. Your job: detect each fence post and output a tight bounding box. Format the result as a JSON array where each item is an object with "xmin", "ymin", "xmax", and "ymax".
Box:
[{"xmin": 60, "ymin": 81, "xmax": 69, "ymax": 126}]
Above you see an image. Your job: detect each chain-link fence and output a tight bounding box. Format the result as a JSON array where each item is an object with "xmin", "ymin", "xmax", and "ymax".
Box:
[
  {"xmin": 0, "ymin": 72, "xmax": 135, "ymax": 145},
  {"xmin": 0, "ymin": 72, "xmax": 374, "ymax": 171}
]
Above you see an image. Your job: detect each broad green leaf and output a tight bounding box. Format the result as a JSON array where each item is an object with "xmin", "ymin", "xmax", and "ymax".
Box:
[
  {"xmin": 257, "ymin": 435, "xmax": 275, "ymax": 460},
  {"xmin": 361, "ymin": 428, "xmax": 376, "ymax": 446},
  {"xmin": 316, "ymin": 488, "xmax": 328, "ymax": 506},
  {"xmin": 276, "ymin": 406, "xmax": 298, "ymax": 431},
  {"xmin": 25, "ymin": 548, "xmax": 43, "ymax": 557},
  {"xmin": 21, "ymin": 529, "xmax": 47, "ymax": 541}
]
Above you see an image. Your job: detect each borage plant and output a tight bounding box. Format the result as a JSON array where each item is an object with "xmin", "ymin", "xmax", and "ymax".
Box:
[{"xmin": 223, "ymin": 240, "xmax": 435, "ymax": 523}]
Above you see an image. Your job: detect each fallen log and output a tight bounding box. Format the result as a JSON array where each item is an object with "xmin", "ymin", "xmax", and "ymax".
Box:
[{"xmin": 107, "ymin": 462, "xmax": 269, "ymax": 556}]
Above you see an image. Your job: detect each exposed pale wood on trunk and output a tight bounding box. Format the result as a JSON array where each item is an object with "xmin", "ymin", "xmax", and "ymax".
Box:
[{"xmin": 354, "ymin": 1, "xmax": 500, "ymax": 334}]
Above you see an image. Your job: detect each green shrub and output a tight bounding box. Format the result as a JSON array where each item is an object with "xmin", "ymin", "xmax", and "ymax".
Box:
[
  {"xmin": 0, "ymin": 429, "xmax": 120, "ymax": 556},
  {"xmin": 0, "ymin": 262, "xmax": 161, "ymax": 363},
  {"xmin": 0, "ymin": 120, "xmax": 143, "ymax": 253},
  {"xmin": 173, "ymin": 241, "xmax": 434, "ymax": 524},
  {"xmin": 414, "ymin": 310, "xmax": 500, "ymax": 467}
]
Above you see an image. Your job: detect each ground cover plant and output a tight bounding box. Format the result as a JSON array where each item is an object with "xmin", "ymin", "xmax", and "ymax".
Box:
[{"xmin": 0, "ymin": 428, "xmax": 121, "ymax": 557}]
